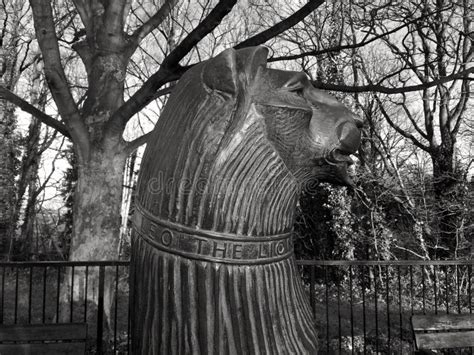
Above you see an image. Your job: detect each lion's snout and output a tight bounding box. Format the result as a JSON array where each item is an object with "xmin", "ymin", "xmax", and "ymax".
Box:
[{"xmin": 336, "ymin": 120, "xmax": 362, "ymax": 154}]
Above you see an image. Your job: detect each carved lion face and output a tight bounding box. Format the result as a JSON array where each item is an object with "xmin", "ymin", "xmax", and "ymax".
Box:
[
  {"xmin": 251, "ymin": 66, "xmax": 362, "ymax": 187},
  {"xmin": 198, "ymin": 46, "xmax": 362, "ymax": 189}
]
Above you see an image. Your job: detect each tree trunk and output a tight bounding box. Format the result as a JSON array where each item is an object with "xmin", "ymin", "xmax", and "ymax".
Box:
[
  {"xmin": 431, "ymin": 143, "xmax": 462, "ymax": 258},
  {"xmin": 0, "ymin": 98, "xmax": 16, "ymax": 257},
  {"xmin": 59, "ymin": 148, "xmax": 127, "ymax": 324},
  {"xmin": 70, "ymin": 150, "xmax": 127, "ymax": 261},
  {"xmin": 15, "ymin": 115, "xmax": 42, "ymax": 258},
  {"xmin": 0, "ymin": 45, "xmax": 19, "ymax": 258},
  {"xmin": 20, "ymin": 174, "xmax": 39, "ymax": 258}
]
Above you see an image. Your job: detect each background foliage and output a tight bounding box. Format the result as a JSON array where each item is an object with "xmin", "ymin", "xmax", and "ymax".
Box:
[{"xmin": 0, "ymin": 0, "xmax": 472, "ymax": 261}]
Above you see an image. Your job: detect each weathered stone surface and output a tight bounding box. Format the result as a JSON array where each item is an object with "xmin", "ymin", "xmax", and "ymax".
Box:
[{"xmin": 131, "ymin": 46, "xmax": 361, "ymax": 354}]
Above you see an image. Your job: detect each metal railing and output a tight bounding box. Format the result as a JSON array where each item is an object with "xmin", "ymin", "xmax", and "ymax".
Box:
[
  {"xmin": 0, "ymin": 259, "xmax": 472, "ymax": 354},
  {"xmin": 297, "ymin": 260, "xmax": 474, "ymax": 354},
  {"xmin": 0, "ymin": 261, "xmax": 130, "ymax": 354}
]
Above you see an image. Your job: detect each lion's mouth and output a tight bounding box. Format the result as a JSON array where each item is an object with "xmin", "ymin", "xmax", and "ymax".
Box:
[
  {"xmin": 325, "ymin": 148, "xmax": 354, "ymax": 166},
  {"xmin": 321, "ymin": 148, "xmax": 356, "ymax": 186}
]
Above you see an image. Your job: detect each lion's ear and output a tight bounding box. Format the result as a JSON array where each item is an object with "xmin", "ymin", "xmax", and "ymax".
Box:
[
  {"xmin": 202, "ymin": 48, "xmax": 238, "ymax": 95},
  {"xmin": 235, "ymin": 46, "xmax": 268, "ymax": 84},
  {"xmin": 202, "ymin": 46, "xmax": 268, "ymax": 95}
]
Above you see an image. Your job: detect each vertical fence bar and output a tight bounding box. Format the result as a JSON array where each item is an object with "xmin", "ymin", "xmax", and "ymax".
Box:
[
  {"xmin": 469, "ymin": 265, "xmax": 472, "ymax": 313},
  {"xmin": 434, "ymin": 265, "xmax": 438, "ymax": 314},
  {"xmin": 1, "ymin": 267, "xmax": 4, "ymax": 324},
  {"xmin": 445, "ymin": 266, "xmax": 450, "ymax": 314},
  {"xmin": 310, "ymin": 265, "xmax": 316, "ymax": 317},
  {"xmin": 325, "ymin": 265, "xmax": 330, "ymax": 354},
  {"xmin": 128, "ymin": 264, "xmax": 131, "ymax": 354},
  {"xmin": 337, "ymin": 274, "xmax": 342, "ymax": 354},
  {"xmin": 97, "ymin": 265, "xmax": 105, "ymax": 354},
  {"xmin": 385, "ymin": 265, "xmax": 390, "ymax": 353},
  {"xmin": 14, "ymin": 267, "xmax": 19, "ymax": 324},
  {"xmin": 114, "ymin": 265, "xmax": 119, "ymax": 353},
  {"xmin": 349, "ymin": 265, "xmax": 354, "ymax": 354},
  {"xmin": 70, "ymin": 266, "xmax": 75, "ymax": 323},
  {"xmin": 374, "ymin": 266, "xmax": 379, "ymax": 354},
  {"xmin": 456, "ymin": 265, "xmax": 461, "ymax": 314},
  {"xmin": 56, "ymin": 266, "xmax": 61, "ymax": 323},
  {"xmin": 362, "ymin": 265, "xmax": 367, "ymax": 355},
  {"xmin": 410, "ymin": 265, "xmax": 414, "ymax": 315},
  {"xmin": 28, "ymin": 266, "xmax": 33, "ymax": 323},
  {"xmin": 42, "ymin": 267, "xmax": 47, "ymax": 323},
  {"xmin": 470, "ymin": 265, "xmax": 473, "ymax": 355},
  {"xmin": 397, "ymin": 266, "xmax": 402, "ymax": 354},
  {"xmin": 84, "ymin": 266, "xmax": 89, "ymax": 323},
  {"xmin": 422, "ymin": 265, "xmax": 426, "ymax": 314}
]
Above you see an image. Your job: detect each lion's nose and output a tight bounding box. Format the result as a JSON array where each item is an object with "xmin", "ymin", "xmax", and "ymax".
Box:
[
  {"xmin": 354, "ymin": 117, "xmax": 364, "ymax": 129},
  {"xmin": 336, "ymin": 121, "xmax": 361, "ymax": 154}
]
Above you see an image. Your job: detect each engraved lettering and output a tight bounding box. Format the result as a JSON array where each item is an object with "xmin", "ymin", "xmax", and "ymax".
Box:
[
  {"xmin": 259, "ymin": 243, "xmax": 269, "ymax": 258},
  {"xmin": 276, "ymin": 241, "xmax": 285, "ymax": 255},
  {"xmin": 195, "ymin": 237, "xmax": 207, "ymax": 254},
  {"xmin": 161, "ymin": 230, "xmax": 173, "ymax": 246},
  {"xmin": 213, "ymin": 241, "xmax": 227, "ymax": 258},
  {"xmin": 232, "ymin": 244, "xmax": 243, "ymax": 259},
  {"xmin": 135, "ymin": 211, "xmax": 292, "ymax": 263},
  {"xmin": 149, "ymin": 222, "xmax": 158, "ymax": 237}
]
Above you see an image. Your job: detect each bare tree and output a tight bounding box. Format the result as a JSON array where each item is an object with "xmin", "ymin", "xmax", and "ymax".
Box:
[
  {"xmin": 357, "ymin": 0, "xmax": 472, "ymax": 256},
  {"xmin": 0, "ymin": 0, "xmax": 30, "ymax": 258},
  {"xmin": 0, "ymin": 0, "xmax": 326, "ymax": 262},
  {"xmin": 280, "ymin": 0, "xmax": 472, "ymax": 259},
  {"xmin": 15, "ymin": 60, "xmax": 59, "ymax": 258}
]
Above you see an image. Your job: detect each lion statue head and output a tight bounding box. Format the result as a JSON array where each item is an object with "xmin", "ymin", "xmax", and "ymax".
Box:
[{"xmin": 137, "ymin": 46, "xmax": 361, "ymax": 236}]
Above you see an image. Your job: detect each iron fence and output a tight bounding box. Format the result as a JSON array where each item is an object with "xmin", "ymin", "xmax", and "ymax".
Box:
[
  {"xmin": 297, "ymin": 260, "xmax": 474, "ymax": 354},
  {"xmin": 0, "ymin": 259, "xmax": 472, "ymax": 354},
  {"xmin": 0, "ymin": 261, "xmax": 129, "ymax": 354}
]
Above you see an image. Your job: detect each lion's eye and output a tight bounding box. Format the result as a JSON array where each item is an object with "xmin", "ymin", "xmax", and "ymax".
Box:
[{"xmin": 293, "ymin": 88, "xmax": 305, "ymax": 98}]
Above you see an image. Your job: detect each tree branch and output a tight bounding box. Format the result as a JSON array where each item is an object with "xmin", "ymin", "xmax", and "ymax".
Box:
[
  {"xmin": 374, "ymin": 94, "xmax": 430, "ymax": 152},
  {"xmin": 399, "ymin": 93, "xmax": 428, "ymax": 139},
  {"xmin": 109, "ymin": 0, "xmax": 237, "ymax": 128},
  {"xmin": 125, "ymin": 131, "xmax": 153, "ymax": 155},
  {"xmin": 234, "ymin": 0, "xmax": 325, "ymax": 49},
  {"xmin": 29, "ymin": 0, "xmax": 89, "ymax": 156},
  {"xmin": 70, "ymin": 0, "xmax": 91, "ymax": 31},
  {"xmin": 312, "ymin": 67, "xmax": 474, "ymax": 94},
  {"xmin": 129, "ymin": 0, "xmax": 178, "ymax": 50},
  {"xmin": 450, "ymin": 78, "xmax": 471, "ymax": 135},
  {"xmin": 101, "ymin": 1, "xmax": 129, "ymax": 49},
  {"xmin": 0, "ymin": 87, "xmax": 71, "ymax": 138},
  {"xmin": 268, "ymin": 4, "xmax": 449, "ymax": 62},
  {"xmin": 151, "ymin": 85, "xmax": 174, "ymax": 101},
  {"xmin": 108, "ymin": 68, "xmax": 179, "ymax": 133},
  {"xmin": 161, "ymin": 0, "xmax": 237, "ymax": 69}
]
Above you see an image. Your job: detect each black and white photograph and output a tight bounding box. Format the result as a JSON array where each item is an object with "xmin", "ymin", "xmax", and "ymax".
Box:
[{"xmin": 0, "ymin": 0, "xmax": 473, "ymax": 353}]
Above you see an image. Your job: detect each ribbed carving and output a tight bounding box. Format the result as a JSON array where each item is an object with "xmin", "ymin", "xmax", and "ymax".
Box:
[
  {"xmin": 131, "ymin": 236, "xmax": 318, "ymax": 354},
  {"xmin": 132, "ymin": 47, "xmax": 320, "ymax": 354},
  {"xmin": 137, "ymin": 95, "xmax": 298, "ymax": 237}
]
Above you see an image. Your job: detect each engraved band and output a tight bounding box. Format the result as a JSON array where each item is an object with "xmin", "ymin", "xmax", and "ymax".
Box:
[{"xmin": 133, "ymin": 203, "xmax": 293, "ymax": 265}]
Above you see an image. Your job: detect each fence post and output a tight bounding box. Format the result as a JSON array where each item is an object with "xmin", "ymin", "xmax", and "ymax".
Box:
[
  {"xmin": 310, "ymin": 265, "xmax": 316, "ymax": 317},
  {"xmin": 97, "ymin": 265, "xmax": 105, "ymax": 354}
]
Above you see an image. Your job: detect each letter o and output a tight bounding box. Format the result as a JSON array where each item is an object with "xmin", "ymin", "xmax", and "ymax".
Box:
[
  {"xmin": 161, "ymin": 230, "xmax": 173, "ymax": 246},
  {"xmin": 276, "ymin": 241, "xmax": 286, "ymax": 255}
]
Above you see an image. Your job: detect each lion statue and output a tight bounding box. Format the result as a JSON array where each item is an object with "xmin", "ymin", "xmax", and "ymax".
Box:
[{"xmin": 131, "ymin": 46, "xmax": 361, "ymax": 354}]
